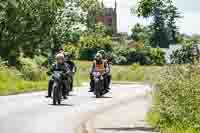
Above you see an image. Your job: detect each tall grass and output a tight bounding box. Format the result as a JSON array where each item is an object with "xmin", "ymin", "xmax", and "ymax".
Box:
[
  {"xmin": 146, "ymin": 65, "xmax": 200, "ymax": 133},
  {"xmin": 18, "ymin": 57, "xmax": 48, "ymax": 81},
  {"xmin": 75, "ymin": 61, "xmax": 162, "ymax": 83},
  {"xmin": 0, "ymin": 65, "xmax": 47, "ymax": 95}
]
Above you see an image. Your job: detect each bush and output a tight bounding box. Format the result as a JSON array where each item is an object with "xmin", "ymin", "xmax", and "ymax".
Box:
[
  {"xmin": 18, "ymin": 57, "xmax": 47, "ymax": 81},
  {"xmin": 170, "ymin": 44, "xmax": 193, "ymax": 64},
  {"xmin": 33, "ymin": 56, "xmax": 47, "ymax": 66},
  {"xmin": 0, "ymin": 64, "xmax": 47, "ymax": 95},
  {"xmin": 70, "ymin": 33, "xmax": 112, "ymax": 60},
  {"xmin": 148, "ymin": 65, "xmax": 200, "ymax": 132},
  {"xmin": 148, "ymin": 48, "xmax": 166, "ymax": 65},
  {"xmin": 111, "ymin": 46, "xmax": 165, "ymax": 65},
  {"xmin": 62, "ymin": 23, "xmax": 114, "ymax": 61},
  {"xmin": 64, "ymin": 43, "xmax": 80, "ymax": 59},
  {"xmin": 113, "ymin": 55, "xmax": 128, "ymax": 65}
]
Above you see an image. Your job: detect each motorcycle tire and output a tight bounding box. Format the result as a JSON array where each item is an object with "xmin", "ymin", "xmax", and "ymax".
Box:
[
  {"xmin": 95, "ymin": 81, "xmax": 101, "ymax": 98},
  {"xmin": 53, "ymin": 85, "xmax": 58, "ymax": 105}
]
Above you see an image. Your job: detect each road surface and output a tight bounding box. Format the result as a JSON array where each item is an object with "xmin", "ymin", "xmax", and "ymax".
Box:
[{"xmin": 0, "ymin": 84, "xmax": 153, "ymax": 133}]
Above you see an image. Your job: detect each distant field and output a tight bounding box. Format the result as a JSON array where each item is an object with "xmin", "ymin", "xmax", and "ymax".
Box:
[
  {"xmin": 75, "ymin": 61, "xmax": 162, "ymax": 84},
  {"xmin": 0, "ymin": 61, "xmax": 161, "ymax": 95}
]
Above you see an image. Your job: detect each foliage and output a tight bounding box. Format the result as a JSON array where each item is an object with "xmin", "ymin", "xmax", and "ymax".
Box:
[
  {"xmin": 18, "ymin": 57, "xmax": 48, "ymax": 81},
  {"xmin": 62, "ymin": 23, "xmax": 113, "ymax": 60},
  {"xmin": 150, "ymin": 4, "xmax": 169, "ymax": 48},
  {"xmin": 77, "ymin": 33, "xmax": 112, "ymax": 60},
  {"xmin": 79, "ymin": 34, "xmax": 112, "ymax": 50},
  {"xmin": 170, "ymin": 44, "xmax": 193, "ymax": 64},
  {"xmin": 182, "ymin": 34, "xmax": 200, "ymax": 45},
  {"xmin": 148, "ymin": 48, "xmax": 166, "ymax": 65},
  {"xmin": 166, "ymin": 1, "xmax": 182, "ymax": 44},
  {"xmin": 64, "ymin": 44, "xmax": 80, "ymax": 59},
  {"xmin": 0, "ymin": 0, "xmax": 82, "ymax": 66},
  {"xmin": 130, "ymin": 23, "xmax": 151, "ymax": 46},
  {"xmin": 111, "ymin": 46, "xmax": 165, "ymax": 65},
  {"xmin": 136, "ymin": 0, "xmax": 155, "ymax": 18},
  {"xmin": 80, "ymin": 0, "xmax": 103, "ymax": 30},
  {"xmin": 147, "ymin": 65, "xmax": 200, "ymax": 132},
  {"xmin": 0, "ymin": 64, "xmax": 47, "ymax": 95},
  {"xmin": 50, "ymin": 2, "xmax": 83, "ymax": 52},
  {"xmin": 0, "ymin": 0, "xmax": 51, "ymax": 65},
  {"xmin": 135, "ymin": 0, "xmax": 181, "ymax": 48}
]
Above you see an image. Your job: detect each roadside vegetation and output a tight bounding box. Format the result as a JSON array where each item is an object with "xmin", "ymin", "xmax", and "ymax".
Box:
[
  {"xmin": 0, "ymin": 59, "xmax": 161, "ymax": 95},
  {"xmin": 145, "ymin": 44, "xmax": 200, "ymax": 132},
  {"xmin": 134, "ymin": 0, "xmax": 200, "ymax": 132},
  {"xmin": 0, "ymin": 58, "xmax": 47, "ymax": 95},
  {"xmin": 146, "ymin": 65, "xmax": 200, "ymax": 133}
]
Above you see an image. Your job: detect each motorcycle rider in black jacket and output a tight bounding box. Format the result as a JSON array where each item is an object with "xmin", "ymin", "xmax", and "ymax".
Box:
[{"xmin": 46, "ymin": 53, "xmax": 70, "ymax": 99}]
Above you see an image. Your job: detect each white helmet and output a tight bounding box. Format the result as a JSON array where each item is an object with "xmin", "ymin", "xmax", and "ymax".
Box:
[
  {"xmin": 56, "ymin": 53, "xmax": 64, "ymax": 60},
  {"xmin": 95, "ymin": 53, "xmax": 102, "ymax": 59}
]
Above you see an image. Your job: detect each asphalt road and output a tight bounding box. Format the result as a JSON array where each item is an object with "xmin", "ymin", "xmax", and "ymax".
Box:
[{"xmin": 0, "ymin": 84, "xmax": 152, "ymax": 133}]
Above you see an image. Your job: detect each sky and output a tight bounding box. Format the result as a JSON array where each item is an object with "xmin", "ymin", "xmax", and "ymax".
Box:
[{"xmin": 102, "ymin": 0, "xmax": 200, "ymax": 35}]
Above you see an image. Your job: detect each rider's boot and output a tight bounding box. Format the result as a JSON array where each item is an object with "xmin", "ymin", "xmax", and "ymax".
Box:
[
  {"xmin": 89, "ymin": 79, "xmax": 95, "ymax": 92},
  {"xmin": 45, "ymin": 79, "xmax": 53, "ymax": 98},
  {"xmin": 89, "ymin": 88, "xmax": 94, "ymax": 92},
  {"xmin": 70, "ymin": 77, "xmax": 73, "ymax": 92},
  {"xmin": 63, "ymin": 95, "xmax": 67, "ymax": 99},
  {"xmin": 102, "ymin": 89, "xmax": 109, "ymax": 95}
]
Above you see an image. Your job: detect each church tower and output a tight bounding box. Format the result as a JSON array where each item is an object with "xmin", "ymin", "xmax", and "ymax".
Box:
[
  {"xmin": 112, "ymin": 0, "xmax": 117, "ymax": 34},
  {"xmin": 96, "ymin": 0, "xmax": 118, "ymax": 35}
]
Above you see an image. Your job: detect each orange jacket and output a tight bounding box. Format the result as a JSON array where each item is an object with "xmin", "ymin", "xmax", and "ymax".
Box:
[{"xmin": 91, "ymin": 60, "xmax": 108, "ymax": 74}]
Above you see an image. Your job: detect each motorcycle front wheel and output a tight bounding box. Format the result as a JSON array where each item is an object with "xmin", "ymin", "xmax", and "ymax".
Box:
[
  {"xmin": 95, "ymin": 80, "xmax": 101, "ymax": 98},
  {"xmin": 52, "ymin": 82, "xmax": 62, "ymax": 105}
]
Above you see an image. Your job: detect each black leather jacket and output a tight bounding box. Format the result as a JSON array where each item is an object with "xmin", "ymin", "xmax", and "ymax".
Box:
[{"xmin": 48, "ymin": 63, "xmax": 70, "ymax": 74}]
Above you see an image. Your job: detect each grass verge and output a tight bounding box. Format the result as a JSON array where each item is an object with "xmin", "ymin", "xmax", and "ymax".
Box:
[
  {"xmin": 146, "ymin": 65, "xmax": 200, "ymax": 133},
  {"xmin": 0, "ymin": 61, "xmax": 161, "ymax": 95}
]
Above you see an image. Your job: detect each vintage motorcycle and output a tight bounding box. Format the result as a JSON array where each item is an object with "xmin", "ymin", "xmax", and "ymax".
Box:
[
  {"xmin": 93, "ymin": 72, "xmax": 108, "ymax": 98},
  {"xmin": 52, "ymin": 71, "xmax": 70, "ymax": 105}
]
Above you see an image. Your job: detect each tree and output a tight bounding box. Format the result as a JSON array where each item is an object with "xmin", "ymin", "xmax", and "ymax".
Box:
[
  {"xmin": 135, "ymin": 0, "xmax": 181, "ymax": 48},
  {"xmin": 150, "ymin": 2, "xmax": 169, "ymax": 48},
  {"xmin": 166, "ymin": 0, "xmax": 182, "ymax": 44},
  {"xmin": 130, "ymin": 23, "xmax": 151, "ymax": 46},
  {"xmin": 0, "ymin": 0, "xmax": 82, "ymax": 65},
  {"xmin": 50, "ymin": 1, "xmax": 83, "ymax": 54},
  {"xmin": 136, "ymin": 0, "xmax": 155, "ymax": 18},
  {"xmin": 79, "ymin": 0, "xmax": 103, "ymax": 30}
]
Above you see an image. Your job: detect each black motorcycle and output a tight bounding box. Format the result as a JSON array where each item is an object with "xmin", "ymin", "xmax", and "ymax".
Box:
[
  {"xmin": 52, "ymin": 71, "xmax": 70, "ymax": 105},
  {"xmin": 93, "ymin": 72, "xmax": 107, "ymax": 98}
]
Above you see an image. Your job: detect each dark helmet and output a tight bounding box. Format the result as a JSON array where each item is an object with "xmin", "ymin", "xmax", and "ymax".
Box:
[
  {"xmin": 65, "ymin": 52, "xmax": 73, "ymax": 60},
  {"xmin": 192, "ymin": 45, "xmax": 200, "ymax": 56},
  {"xmin": 106, "ymin": 53, "xmax": 114, "ymax": 62}
]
